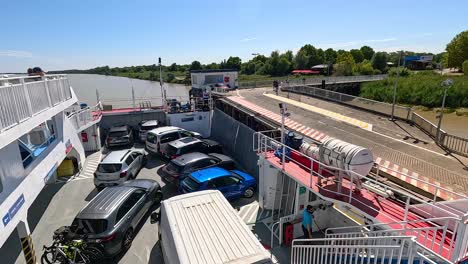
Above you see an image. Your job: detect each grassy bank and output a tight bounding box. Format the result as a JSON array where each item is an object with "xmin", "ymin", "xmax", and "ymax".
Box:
[{"xmin": 360, "ymin": 72, "xmax": 468, "ymax": 109}]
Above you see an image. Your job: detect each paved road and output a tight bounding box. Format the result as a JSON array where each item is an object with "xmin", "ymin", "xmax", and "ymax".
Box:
[{"xmin": 235, "ymin": 88, "xmax": 468, "ymax": 193}]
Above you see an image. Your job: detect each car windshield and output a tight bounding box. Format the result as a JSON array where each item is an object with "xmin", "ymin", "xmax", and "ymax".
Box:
[
  {"xmin": 97, "ymin": 164, "xmax": 122, "ymax": 173},
  {"xmin": 109, "ymin": 131, "xmax": 127, "ymax": 137},
  {"xmin": 146, "ymin": 133, "xmax": 156, "ymax": 143},
  {"xmin": 71, "ymin": 219, "xmax": 108, "ymax": 235},
  {"xmin": 183, "ymin": 177, "xmax": 200, "ymax": 190},
  {"xmin": 166, "ymin": 161, "xmax": 184, "ymax": 173},
  {"xmin": 141, "ymin": 125, "xmax": 158, "ymax": 131},
  {"xmin": 229, "ymin": 171, "xmax": 244, "ymax": 181}
]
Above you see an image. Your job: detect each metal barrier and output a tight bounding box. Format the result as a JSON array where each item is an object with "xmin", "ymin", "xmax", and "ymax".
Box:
[
  {"xmin": 67, "ymin": 102, "xmax": 102, "ymax": 132},
  {"xmin": 291, "ymin": 236, "xmax": 453, "ymax": 264},
  {"xmin": 0, "ymin": 75, "xmax": 72, "ymax": 132},
  {"xmin": 441, "ymin": 133, "xmax": 468, "ymax": 157},
  {"xmin": 411, "ymin": 112, "xmax": 441, "ymax": 139}
]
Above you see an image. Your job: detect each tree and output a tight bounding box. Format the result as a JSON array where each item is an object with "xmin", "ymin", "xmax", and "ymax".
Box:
[
  {"xmin": 189, "ymin": 60, "xmax": 202, "ymax": 71},
  {"xmin": 334, "ymin": 52, "xmax": 355, "ymax": 76},
  {"xmin": 353, "ymin": 60, "xmax": 374, "ymax": 75},
  {"xmin": 294, "ymin": 51, "xmax": 308, "ymax": 69},
  {"xmin": 277, "ymin": 57, "xmax": 292, "ymax": 76},
  {"xmin": 324, "ymin": 48, "xmax": 337, "ymax": 64},
  {"xmin": 372, "ymin": 52, "xmax": 388, "ymax": 72},
  {"xmin": 350, "ymin": 49, "xmax": 364, "ymax": 63},
  {"xmin": 360, "ymin": 46, "xmax": 375, "ymax": 61},
  {"xmin": 205, "ymin": 63, "xmax": 220, "ymax": 70},
  {"xmin": 463, "ymin": 60, "xmax": 468, "ymax": 75},
  {"xmin": 226, "ymin": 56, "xmax": 242, "ymax": 71},
  {"xmin": 168, "ymin": 63, "xmax": 177, "ymax": 72},
  {"xmin": 446, "ymin": 30, "xmax": 468, "ymax": 68}
]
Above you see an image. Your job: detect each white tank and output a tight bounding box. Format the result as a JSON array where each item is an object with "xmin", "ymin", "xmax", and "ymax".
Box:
[{"xmin": 299, "ymin": 138, "xmax": 374, "ymax": 177}]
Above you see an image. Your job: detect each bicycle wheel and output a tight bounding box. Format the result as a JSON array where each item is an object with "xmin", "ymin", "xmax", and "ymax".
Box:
[
  {"xmin": 41, "ymin": 248, "xmax": 67, "ymax": 264},
  {"xmin": 83, "ymin": 246, "xmax": 104, "ymax": 263}
]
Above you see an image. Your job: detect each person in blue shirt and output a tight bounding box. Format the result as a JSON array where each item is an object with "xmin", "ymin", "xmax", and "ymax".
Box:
[{"xmin": 302, "ymin": 205, "xmax": 314, "ymax": 239}]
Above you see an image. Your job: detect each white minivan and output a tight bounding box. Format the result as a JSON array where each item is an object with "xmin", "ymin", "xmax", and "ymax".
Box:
[
  {"xmin": 145, "ymin": 126, "xmax": 201, "ymax": 155},
  {"xmin": 158, "ymin": 190, "xmax": 272, "ymax": 264}
]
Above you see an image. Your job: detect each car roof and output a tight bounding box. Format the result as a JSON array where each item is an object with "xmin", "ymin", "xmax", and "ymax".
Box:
[
  {"xmin": 141, "ymin": 120, "xmax": 158, "ymax": 127},
  {"xmin": 169, "ymin": 137, "xmax": 201, "ymax": 148},
  {"xmin": 201, "ymin": 139, "xmax": 221, "ymax": 146},
  {"xmin": 120, "ymin": 179, "xmax": 159, "ymax": 190},
  {"xmin": 101, "ymin": 150, "xmax": 131, "ymax": 163},
  {"xmin": 190, "ymin": 167, "xmax": 230, "ymax": 182},
  {"xmin": 172, "ymin": 152, "xmax": 210, "ymax": 166},
  {"xmin": 109, "ymin": 125, "xmax": 129, "ymax": 132},
  {"xmin": 76, "ymin": 186, "xmax": 135, "ymax": 219},
  {"xmin": 148, "ymin": 126, "xmax": 182, "ymax": 135}
]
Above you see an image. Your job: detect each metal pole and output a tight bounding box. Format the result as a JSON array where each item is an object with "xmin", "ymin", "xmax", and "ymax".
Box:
[
  {"xmin": 281, "ymin": 107, "xmax": 286, "ymax": 171},
  {"xmin": 158, "ymin": 57, "xmax": 164, "ymax": 107},
  {"xmin": 436, "ymin": 86, "xmax": 448, "ymax": 142},
  {"xmin": 390, "ymin": 51, "xmax": 402, "ymax": 121}
]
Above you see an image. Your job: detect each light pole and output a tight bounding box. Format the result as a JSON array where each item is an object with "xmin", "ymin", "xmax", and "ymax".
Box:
[
  {"xmin": 279, "ymin": 103, "xmax": 290, "ymax": 170},
  {"xmin": 436, "ymin": 79, "xmax": 453, "ymax": 142},
  {"xmin": 390, "ymin": 51, "xmax": 403, "ymax": 121}
]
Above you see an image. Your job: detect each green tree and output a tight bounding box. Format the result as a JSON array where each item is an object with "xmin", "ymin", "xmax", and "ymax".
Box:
[
  {"xmin": 168, "ymin": 63, "xmax": 177, "ymax": 71},
  {"xmin": 350, "ymin": 49, "xmax": 364, "ymax": 63},
  {"xmin": 360, "ymin": 46, "xmax": 375, "ymax": 61},
  {"xmin": 446, "ymin": 30, "xmax": 468, "ymax": 68},
  {"xmin": 372, "ymin": 52, "xmax": 388, "ymax": 72},
  {"xmin": 324, "ymin": 48, "xmax": 337, "ymax": 64},
  {"xmin": 334, "ymin": 52, "xmax": 355, "ymax": 76},
  {"xmin": 205, "ymin": 63, "xmax": 220, "ymax": 70},
  {"xmin": 353, "ymin": 60, "xmax": 374, "ymax": 75},
  {"xmin": 226, "ymin": 56, "xmax": 242, "ymax": 71},
  {"xmin": 277, "ymin": 57, "xmax": 292, "ymax": 76},
  {"xmin": 294, "ymin": 51, "xmax": 308, "ymax": 69},
  {"xmin": 463, "ymin": 60, "xmax": 468, "ymax": 75},
  {"xmin": 189, "ymin": 60, "xmax": 202, "ymax": 71}
]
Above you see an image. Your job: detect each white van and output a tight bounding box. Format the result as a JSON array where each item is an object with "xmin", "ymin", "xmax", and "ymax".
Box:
[
  {"xmin": 145, "ymin": 126, "xmax": 201, "ymax": 155},
  {"xmin": 159, "ymin": 190, "xmax": 272, "ymax": 264}
]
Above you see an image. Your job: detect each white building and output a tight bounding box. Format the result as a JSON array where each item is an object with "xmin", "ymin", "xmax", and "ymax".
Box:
[
  {"xmin": 0, "ymin": 75, "xmax": 101, "ymax": 263},
  {"xmin": 190, "ymin": 69, "xmax": 238, "ymax": 89}
]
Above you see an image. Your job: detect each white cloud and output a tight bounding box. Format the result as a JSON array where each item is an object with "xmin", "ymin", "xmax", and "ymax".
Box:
[
  {"xmin": 0, "ymin": 50, "xmax": 33, "ymax": 58},
  {"xmin": 240, "ymin": 37, "xmax": 258, "ymax": 42}
]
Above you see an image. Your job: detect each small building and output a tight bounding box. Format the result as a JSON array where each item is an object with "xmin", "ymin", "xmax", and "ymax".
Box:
[
  {"xmin": 190, "ymin": 69, "xmax": 238, "ymax": 89},
  {"xmin": 311, "ymin": 64, "xmax": 333, "ymax": 75},
  {"xmin": 404, "ymin": 55, "xmax": 433, "ymax": 70}
]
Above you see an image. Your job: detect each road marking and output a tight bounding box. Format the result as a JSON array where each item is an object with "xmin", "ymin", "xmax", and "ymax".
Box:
[{"xmin": 264, "ymin": 93, "xmax": 373, "ymax": 131}]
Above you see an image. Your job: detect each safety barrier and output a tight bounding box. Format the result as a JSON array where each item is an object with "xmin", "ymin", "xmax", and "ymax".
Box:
[
  {"xmin": 291, "ymin": 236, "xmax": 453, "ymax": 264},
  {"xmin": 0, "ymin": 75, "xmax": 72, "ymax": 132},
  {"xmin": 67, "ymin": 102, "xmax": 102, "ymax": 132},
  {"xmin": 282, "ymin": 84, "xmax": 468, "ymax": 157}
]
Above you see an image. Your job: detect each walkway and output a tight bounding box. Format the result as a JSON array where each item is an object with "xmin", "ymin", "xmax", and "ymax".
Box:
[{"xmin": 227, "ymin": 89, "xmax": 468, "ymax": 198}]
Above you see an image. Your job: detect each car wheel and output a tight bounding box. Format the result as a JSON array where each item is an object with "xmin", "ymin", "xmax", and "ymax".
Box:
[
  {"xmin": 243, "ymin": 187, "xmax": 255, "ymax": 198},
  {"xmin": 122, "ymin": 229, "xmax": 134, "ymax": 250},
  {"xmin": 153, "ymin": 192, "xmax": 163, "ymax": 204}
]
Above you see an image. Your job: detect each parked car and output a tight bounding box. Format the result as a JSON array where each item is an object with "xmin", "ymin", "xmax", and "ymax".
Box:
[
  {"xmin": 70, "ymin": 179, "xmax": 162, "ymax": 256},
  {"xmin": 138, "ymin": 120, "xmax": 159, "ymax": 142},
  {"xmin": 162, "ymin": 137, "xmax": 223, "ymax": 159},
  {"xmin": 159, "ymin": 152, "xmax": 235, "ymax": 183},
  {"xmin": 94, "ymin": 149, "xmax": 146, "ymax": 189},
  {"xmin": 179, "ymin": 167, "xmax": 256, "ymax": 200},
  {"xmin": 106, "ymin": 125, "xmax": 134, "ymax": 148},
  {"xmin": 145, "ymin": 126, "xmax": 201, "ymax": 155}
]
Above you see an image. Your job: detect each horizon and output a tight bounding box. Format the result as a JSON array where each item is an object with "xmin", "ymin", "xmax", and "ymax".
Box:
[{"xmin": 1, "ymin": 0, "xmax": 467, "ymax": 73}]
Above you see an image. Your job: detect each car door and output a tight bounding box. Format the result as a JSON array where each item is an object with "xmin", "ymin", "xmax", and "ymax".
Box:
[
  {"xmin": 127, "ymin": 190, "xmax": 147, "ymax": 227},
  {"xmin": 211, "ymin": 176, "xmax": 242, "ymax": 199},
  {"xmin": 130, "ymin": 152, "xmax": 142, "ymax": 173},
  {"xmin": 160, "ymin": 132, "xmax": 180, "ymax": 154},
  {"xmin": 124, "ymin": 155, "xmax": 135, "ymax": 179}
]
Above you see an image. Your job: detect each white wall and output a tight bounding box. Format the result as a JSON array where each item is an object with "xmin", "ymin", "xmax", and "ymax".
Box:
[
  {"xmin": 0, "ymin": 142, "xmax": 26, "ymax": 200},
  {"xmin": 167, "ymin": 111, "xmax": 212, "ymax": 138},
  {"xmin": 81, "ymin": 124, "xmax": 101, "ymax": 152}
]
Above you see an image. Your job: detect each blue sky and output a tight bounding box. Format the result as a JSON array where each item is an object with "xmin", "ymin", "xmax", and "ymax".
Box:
[{"xmin": 1, "ymin": 0, "xmax": 466, "ymax": 72}]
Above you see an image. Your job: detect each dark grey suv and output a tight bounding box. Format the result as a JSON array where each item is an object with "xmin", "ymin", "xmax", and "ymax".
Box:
[
  {"xmin": 70, "ymin": 180, "xmax": 162, "ymax": 256},
  {"xmin": 159, "ymin": 152, "xmax": 235, "ymax": 183}
]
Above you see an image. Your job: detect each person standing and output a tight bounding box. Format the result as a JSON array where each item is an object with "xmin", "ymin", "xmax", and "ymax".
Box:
[{"xmin": 302, "ymin": 205, "xmax": 314, "ymax": 239}]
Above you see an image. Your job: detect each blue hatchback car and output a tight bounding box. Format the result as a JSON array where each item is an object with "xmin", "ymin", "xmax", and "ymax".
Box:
[{"xmin": 179, "ymin": 167, "xmax": 257, "ymax": 200}]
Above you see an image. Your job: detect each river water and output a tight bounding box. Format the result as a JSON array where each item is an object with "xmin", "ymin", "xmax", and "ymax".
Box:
[
  {"xmin": 414, "ymin": 110, "xmax": 468, "ymax": 138},
  {"xmin": 68, "ymin": 74, "xmax": 190, "ymax": 108}
]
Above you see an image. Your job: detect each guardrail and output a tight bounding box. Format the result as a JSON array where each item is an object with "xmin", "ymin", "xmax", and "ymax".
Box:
[
  {"xmin": 67, "ymin": 102, "xmax": 102, "ymax": 132},
  {"xmin": 282, "ymin": 84, "xmax": 468, "ymax": 157},
  {"xmin": 239, "ymin": 74, "xmax": 388, "ymax": 89},
  {"xmin": 291, "ymin": 236, "xmax": 453, "ymax": 264},
  {"xmin": 0, "ymin": 75, "xmax": 72, "ymax": 132}
]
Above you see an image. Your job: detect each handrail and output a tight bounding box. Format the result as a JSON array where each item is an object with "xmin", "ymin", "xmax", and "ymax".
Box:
[
  {"xmin": 0, "ymin": 74, "xmax": 68, "ymax": 81},
  {"xmin": 254, "ymin": 131, "xmax": 463, "ymax": 220},
  {"xmin": 67, "ymin": 102, "xmax": 102, "ymax": 132}
]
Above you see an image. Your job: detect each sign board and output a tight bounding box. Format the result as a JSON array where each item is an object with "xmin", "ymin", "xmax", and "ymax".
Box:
[{"xmin": 2, "ymin": 194, "xmax": 25, "ymax": 227}]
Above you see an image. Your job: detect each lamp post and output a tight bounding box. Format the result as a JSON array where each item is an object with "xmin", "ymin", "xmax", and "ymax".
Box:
[
  {"xmin": 279, "ymin": 103, "xmax": 290, "ymax": 170},
  {"xmin": 390, "ymin": 51, "xmax": 403, "ymax": 121},
  {"xmin": 436, "ymin": 79, "xmax": 453, "ymax": 142}
]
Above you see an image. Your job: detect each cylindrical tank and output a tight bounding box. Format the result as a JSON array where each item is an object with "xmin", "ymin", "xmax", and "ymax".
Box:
[{"xmin": 299, "ymin": 138, "xmax": 374, "ymax": 177}]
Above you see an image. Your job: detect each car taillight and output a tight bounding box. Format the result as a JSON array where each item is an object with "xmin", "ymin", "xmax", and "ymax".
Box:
[
  {"xmin": 120, "ymin": 171, "xmax": 127, "ymax": 178},
  {"xmin": 98, "ymin": 233, "xmax": 116, "ymax": 242},
  {"xmin": 171, "ymin": 155, "xmax": 177, "ymax": 159}
]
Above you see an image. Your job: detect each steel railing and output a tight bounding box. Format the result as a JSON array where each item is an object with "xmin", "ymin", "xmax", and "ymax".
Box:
[
  {"xmin": 67, "ymin": 102, "xmax": 102, "ymax": 132},
  {"xmin": 0, "ymin": 75, "xmax": 72, "ymax": 132},
  {"xmin": 291, "ymin": 236, "xmax": 453, "ymax": 264}
]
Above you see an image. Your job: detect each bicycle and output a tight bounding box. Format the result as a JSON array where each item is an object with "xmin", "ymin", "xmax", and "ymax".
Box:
[{"xmin": 41, "ymin": 226, "xmax": 104, "ymax": 264}]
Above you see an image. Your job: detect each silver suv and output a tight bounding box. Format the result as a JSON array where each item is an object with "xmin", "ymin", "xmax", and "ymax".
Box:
[{"xmin": 94, "ymin": 149, "xmax": 147, "ymax": 189}]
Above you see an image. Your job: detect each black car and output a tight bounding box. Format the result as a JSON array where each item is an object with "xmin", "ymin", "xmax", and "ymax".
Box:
[
  {"xmin": 70, "ymin": 180, "xmax": 162, "ymax": 256},
  {"xmin": 159, "ymin": 152, "xmax": 236, "ymax": 183},
  {"xmin": 162, "ymin": 137, "xmax": 223, "ymax": 159},
  {"xmin": 106, "ymin": 125, "xmax": 134, "ymax": 148}
]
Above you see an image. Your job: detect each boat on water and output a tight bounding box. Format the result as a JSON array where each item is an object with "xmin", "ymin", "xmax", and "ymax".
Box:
[{"xmin": 0, "ymin": 71, "xmax": 467, "ymax": 264}]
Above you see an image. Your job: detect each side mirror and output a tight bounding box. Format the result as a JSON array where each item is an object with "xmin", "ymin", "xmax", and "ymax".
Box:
[{"xmin": 150, "ymin": 212, "xmax": 160, "ymax": 224}]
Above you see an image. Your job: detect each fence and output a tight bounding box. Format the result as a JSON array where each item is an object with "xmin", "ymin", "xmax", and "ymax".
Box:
[
  {"xmin": 0, "ymin": 75, "xmax": 72, "ymax": 132},
  {"xmin": 239, "ymin": 74, "xmax": 387, "ymax": 89},
  {"xmin": 291, "ymin": 236, "xmax": 453, "ymax": 264},
  {"xmin": 282, "ymin": 84, "xmax": 468, "ymax": 157},
  {"xmin": 68, "ymin": 102, "xmax": 102, "ymax": 132}
]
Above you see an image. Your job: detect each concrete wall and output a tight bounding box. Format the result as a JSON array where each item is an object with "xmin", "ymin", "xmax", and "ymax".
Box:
[
  {"xmin": 100, "ymin": 110, "xmax": 166, "ymax": 130},
  {"xmin": 210, "ymin": 109, "xmax": 259, "ymax": 178}
]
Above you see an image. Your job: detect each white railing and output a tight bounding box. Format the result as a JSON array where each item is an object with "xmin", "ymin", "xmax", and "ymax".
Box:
[
  {"xmin": 67, "ymin": 102, "xmax": 102, "ymax": 132},
  {"xmin": 0, "ymin": 75, "xmax": 72, "ymax": 132},
  {"xmin": 291, "ymin": 236, "xmax": 453, "ymax": 264}
]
